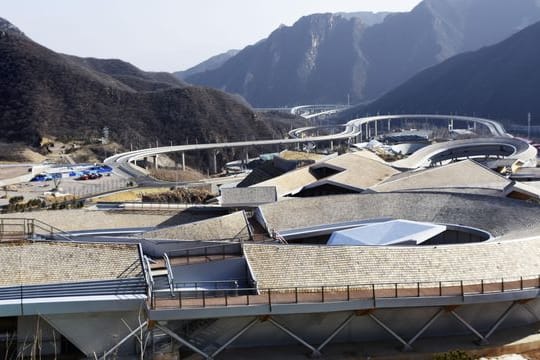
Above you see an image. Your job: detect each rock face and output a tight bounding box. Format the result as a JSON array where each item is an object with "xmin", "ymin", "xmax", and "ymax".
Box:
[
  {"xmin": 185, "ymin": 0, "xmax": 540, "ymax": 107},
  {"xmin": 348, "ymin": 20, "xmax": 540, "ymax": 125},
  {"xmin": 0, "ymin": 17, "xmax": 295, "ymax": 148}
]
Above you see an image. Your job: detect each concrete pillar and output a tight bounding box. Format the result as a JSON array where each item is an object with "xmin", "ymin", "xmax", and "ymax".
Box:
[
  {"xmin": 181, "ymin": 152, "xmax": 185, "ymax": 171},
  {"xmin": 212, "ymin": 150, "xmax": 218, "ymax": 174},
  {"xmin": 154, "ymin": 155, "xmax": 159, "ymax": 169},
  {"xmin": 330, "ymin": 140, "xmax": 334, "ymax": 151},
  {"xmin": 388, "ymin": 119, "xmax": 391, "ymax": 132},
  {"xmin": 375, "ymin": 120, "xmax": 378, "ymax": 137}
]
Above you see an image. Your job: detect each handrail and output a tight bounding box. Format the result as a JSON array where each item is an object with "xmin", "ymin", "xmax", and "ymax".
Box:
[
  {"xmin": 169, "ymin": 280, "xmax": 239, "ymax": 290},
  {"xmin": 143, "ymin": 255, "xmax": 155, "ymax": 295},
  {"xmin": 163, "ymin": 253, "xmax": 175, "ymax": 296},
  {"xmin": 0, "ymin": 278, "xmax": 146, "ymax": 301},
  {"xmin": 164, "ymin": 243, "xmax": 243, "ymax": 265},
  {"xmin": 31, "ymin": 218, "xmax": 74, "ymax": 241},
  {"xmin": 150, "ymin": 274, "xmax": 540, "ymax": 310},
  {"xmin": 0, "ymin": 218, "xmax": 74, "ymax": 242}
]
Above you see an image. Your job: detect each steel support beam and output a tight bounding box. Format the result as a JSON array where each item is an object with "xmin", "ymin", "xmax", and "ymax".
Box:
[
  {"xmin": 484, "ymin": 302, "xmax": 518, "ymax": 340},
  {"xmin": 316, "ymin": 313, "xmax": 355, "ymax": 353},
  {"xmin": 406, "ymin": 308, "xmax": 444, "ymax": 349},
  {"xmin": 156, "ymin": 324, "xmax": 209, "ymax": 359},
  {"xmin": 368, "ymin": 313, "xmax": 411, "ymax": 351},
  {"xmin": 101, "ymin": 321, "xmax": 148, "ymax": 360},
  {"xmin": 450, "ymin": 310, "xmax": 488, "ymax": 345},
  {"xmin": 267, "ymin": 318, "xmax": 321, "ymax": 357},
  {"xmin": 211, "ymin": 318, "xmax": 260, "ymax": 358},
  {"xmin": 522, "ymin": 302, "xmax": 540, "ymax": 322}
]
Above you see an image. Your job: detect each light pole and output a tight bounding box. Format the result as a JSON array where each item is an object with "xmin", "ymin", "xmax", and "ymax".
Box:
[{"xmin": 528, "ymin": 112, "xmax": 531, "ymax": 139}]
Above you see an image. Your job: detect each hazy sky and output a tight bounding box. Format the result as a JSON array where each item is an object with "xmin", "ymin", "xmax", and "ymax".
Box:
[{"xmin": 2, "ymin": 0, "xmax": 421, "ymax": 72}]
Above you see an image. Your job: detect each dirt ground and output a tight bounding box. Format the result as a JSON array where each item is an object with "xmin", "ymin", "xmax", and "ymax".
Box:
[
  {"xmin": 0, "ymin": 166, "xmax": 30, "ymax": 180},
  {"xmin": 0, "ymin": 142, "xmax": 46, "ymax": 163}
]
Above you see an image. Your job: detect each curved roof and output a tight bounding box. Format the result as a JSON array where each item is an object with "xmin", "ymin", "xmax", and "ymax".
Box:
[{"xmin": 256, "ymin": 192, "xmax": 540, "ymax": 240}]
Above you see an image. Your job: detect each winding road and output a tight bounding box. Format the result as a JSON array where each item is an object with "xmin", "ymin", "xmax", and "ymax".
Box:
[{"xmin": 105, "ymin": 114, "xmax": 536, "ymax": 180}]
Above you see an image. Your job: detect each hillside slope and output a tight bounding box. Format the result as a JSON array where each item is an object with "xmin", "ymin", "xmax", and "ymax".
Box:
[
  {"xmin": 185, "ymin": 0, "xmax": 540, "ymax": 107},
  {"xmin": 352, "ymin": 20, "xmax": 540, "ymax": 125},
  {"xmin": 0, "ymin": 18, "xmax": 295, "ymax": 150}
]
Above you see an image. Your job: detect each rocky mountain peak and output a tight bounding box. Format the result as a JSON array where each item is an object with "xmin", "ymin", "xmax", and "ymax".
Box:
[{"xmin": 0, "ymin": 17, "xmax": 25, "ymax": 36}]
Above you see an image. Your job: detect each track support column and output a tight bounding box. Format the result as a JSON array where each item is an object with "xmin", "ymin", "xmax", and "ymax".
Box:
[{"xmin": 181, "ymin": 152, "xmax": 185, "ymax": 171}]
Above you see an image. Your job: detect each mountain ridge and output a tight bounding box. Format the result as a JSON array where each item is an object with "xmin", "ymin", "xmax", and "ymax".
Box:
[
  {"xmin": 0, "ymin": 17, "xmax": 297, "ymax": 153},
  {"xmin": 344, "ymin": 20, "xmax": 540, "ymax": 125},
  {"xmin": 184, "ymin": 0, "xmax": 540, "ymax": 107}
]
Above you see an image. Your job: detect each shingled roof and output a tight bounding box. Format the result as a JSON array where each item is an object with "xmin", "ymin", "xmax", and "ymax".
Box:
[
  {"xmin": 0, "ymin": 242, "xmax": 141, "ymax": 287},
  {"xmin": 244, "ymin": 239, "xmax": 540, "ymax": 289},
  {"xmin": 370, "ymin": 160, "xmax": 512, "ymax": 194},
  {"xmin": 256, "ymin": 192, "xmax": 540, "ymax": 239},
  {"xmin": 252, "ymin": 152, "xmax": 399, "ymax": 197},
  {"xmin": 142, "ymin": 210, "xmax": 250, "ymax": 241}
]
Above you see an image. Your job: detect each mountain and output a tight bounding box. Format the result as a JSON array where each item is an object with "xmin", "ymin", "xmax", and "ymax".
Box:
[
  {"xmin": 0, "ymin": 17, "xmax": 296, "ymax": 151},
  {"xmin": 0, "ymin": 17, "xmax": 24, "ymax": 36},
  {"xmin": 336, "ymin": 11, "xmax": 390, "ymax": 26},
  {"xmin": 186, "ymin": 13, "xmax": 367, "ymax": 107},
  {"xmin": 184, "ymin": 0, "xmax": 540, "ymax": 107},
  {"xmin": 67, "ymin": 56, "xmax": 187, "ymax": 91},
  {"xmin": 346, "ymin": 20, "xmax": 540, "ymax": 125},
  {"xmin": 174, "ymin": 49, "xmax": 240, "ymax": 80}
]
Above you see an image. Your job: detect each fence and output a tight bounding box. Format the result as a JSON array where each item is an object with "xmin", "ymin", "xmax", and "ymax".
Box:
[
  {"xmin": 0, "ymin": 278, "xmax": 146, "ymax": 301},
  {"xmin": 0, "ymin": 218, "xmax": 73, "ymax": 241},
  {"xmin": 150, "ymin": 274, "xmax": 540, "ymax": 310}
]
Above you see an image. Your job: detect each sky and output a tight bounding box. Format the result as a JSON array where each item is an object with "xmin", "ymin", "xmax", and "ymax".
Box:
[{"xmin": 2, "ymin": 0, "xmax": 421, "ymax": 72}]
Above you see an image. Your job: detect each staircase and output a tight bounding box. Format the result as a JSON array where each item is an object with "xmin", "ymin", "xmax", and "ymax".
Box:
[{"xmin": 0, "ymin": 218, "xmax": 73, "ymax": 242}]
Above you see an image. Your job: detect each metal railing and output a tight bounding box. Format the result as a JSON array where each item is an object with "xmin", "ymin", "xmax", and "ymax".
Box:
[
  {"xmin": 0, "ymin": 278, "xmax": 146, "ymax": 301},
  {"xmin": 164, "ymin": 243, "xmax": 243, "ymax": 265},
  {"xmin": 163, "ymin": 253, "xmax": 175, "ymax": 296},
  {"xmin": 0, "ymin": 218, "xmax": 73, "ymax": 241},
  {"xmin": 150, "ymin": 274, "xmax": 540, "ymax": 310}
]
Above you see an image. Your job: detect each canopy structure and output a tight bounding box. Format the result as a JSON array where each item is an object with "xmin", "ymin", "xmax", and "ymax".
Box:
[{"xmin": 327, "ymin": 219, "xmax": 446, "ymax": 246}]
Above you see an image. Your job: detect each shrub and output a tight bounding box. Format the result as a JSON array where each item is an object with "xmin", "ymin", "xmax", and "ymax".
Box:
[
  {"xmin": 8, "ymin": 196, "xmax": 24, "ymax": 204},
  {"xmin": 433, "ymin": 350, "xmax": 473, "ymax": 360}
]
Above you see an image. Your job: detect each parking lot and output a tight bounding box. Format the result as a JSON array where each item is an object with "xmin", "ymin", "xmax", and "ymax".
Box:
[{"xmin": 0, "ymin": 164, "xmax": 132, "ymax": 206}]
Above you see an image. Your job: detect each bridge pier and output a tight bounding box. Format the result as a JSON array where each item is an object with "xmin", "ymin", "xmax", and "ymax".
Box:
[
  {"xmin": 330, "ymin": 140, "xmax": 334, "ymax": 151},
  {"xmin": 181, "ymin": 152, "xmax": 185, "ymax": 171},
  {"xmin": 212, "ymin": 150, "xmax": 218, "ymax": 174},
  {"xmin": 154, "ymin": 155, "xmax": 159, "ymax": 169}
]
